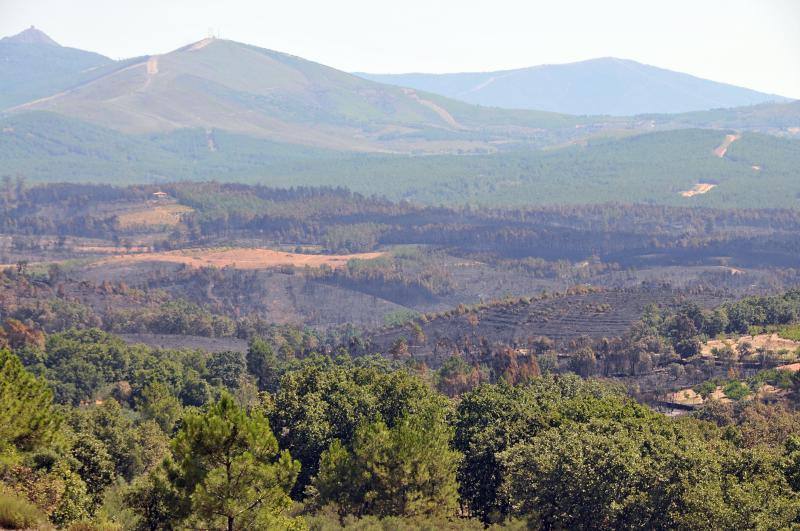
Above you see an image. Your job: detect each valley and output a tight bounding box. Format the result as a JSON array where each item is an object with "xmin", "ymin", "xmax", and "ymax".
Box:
[{"xmin": 1, "ymin": 17, "xmax": 800, "ymax": 531}]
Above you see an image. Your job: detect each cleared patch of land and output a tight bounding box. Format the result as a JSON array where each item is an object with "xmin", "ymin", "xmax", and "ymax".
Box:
[
  {"xmin": 116, "ymin": 203, "xmax": 194, "ymax": 229},
  {"xmin": 680, "ymin": 183, "xmax": 717, "ymax": 197},
  {"xmin": 701, "ymin": 333, "xmax": 800, "ymax": 357},
  {"xmin": 95, "ymin": 247, "xmax": 384, "ymax": 270},
  {"xmin": 664, "ymin": 384, "xmax": 783, "ymax": 408}
]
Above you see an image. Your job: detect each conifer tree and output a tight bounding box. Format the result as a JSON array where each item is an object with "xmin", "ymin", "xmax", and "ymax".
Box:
[
  {"xmin": 315, "ymin": 399, "xmax": 460, "ymax": 518},
  {"xmin": 167, "ymin": 392, "xmax": 303, "ymax": 530},
  {"xmin": 0, "ymin": 348, "xmax": 59, "ymax": 453}
]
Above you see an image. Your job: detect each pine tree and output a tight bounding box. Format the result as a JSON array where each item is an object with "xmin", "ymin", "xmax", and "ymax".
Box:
[
  {"xmin": 0, "ymin": 349, "xmax": 59, "ymax": 453},
  {"xmin": 167, "ymin": 392, "xmax": 303, "ymax": 530},
  {"xmin": 315, "ymin": 399, "xmax": 460, "ymax": 518}
]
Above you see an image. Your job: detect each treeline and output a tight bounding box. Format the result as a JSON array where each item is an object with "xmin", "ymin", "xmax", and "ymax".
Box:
[
  {"xmin": 4, "ymin": 181, "xmax": 800, "ymax": 269},
  {"xmin": 5, "ymin": 327, "xmax": 800, "ymax": 529}
]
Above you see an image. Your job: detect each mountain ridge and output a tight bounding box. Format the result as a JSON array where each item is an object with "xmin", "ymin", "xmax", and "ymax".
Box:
[
  {"xmin": 1, "ymin": 26, "xmax": 59, "ymax": 45},
  {"xmin": 7, "ymin": 36, "xmax": 600, "ymax": 153},
  {"xmin": 356, "ymin": 57, "xmax": 790, "ymax": 115}
]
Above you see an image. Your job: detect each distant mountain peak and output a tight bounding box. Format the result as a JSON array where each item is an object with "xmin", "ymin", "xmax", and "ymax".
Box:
[
  {"xmin": 358, "ymin": 57, "xmax": 790, "ymax": 115},
  {"xmin": 2, "ymin": 26, "xmax": 59, "ymax": 46}
]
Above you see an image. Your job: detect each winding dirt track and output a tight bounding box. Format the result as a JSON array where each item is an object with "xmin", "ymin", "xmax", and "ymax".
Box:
[
  {"xmin": 713, "ymin": 133, "xmax": 740, "ymax": 158},
  {"xmin": 402, "ymin": 88, "xmax": 466, "ymax": 130}
]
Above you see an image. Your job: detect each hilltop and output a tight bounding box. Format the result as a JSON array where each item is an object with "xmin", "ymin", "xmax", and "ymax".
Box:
[
  {"xmin": 358, "ymin": 57, "xmax": 790, "ymax": 115},
  {"xmin": 1, "ymin": 25, "xmax": 59, "ymax": 45},
  {"xmin": 0, "ymin": 27, "xmax": 113, "ymax": 109}
]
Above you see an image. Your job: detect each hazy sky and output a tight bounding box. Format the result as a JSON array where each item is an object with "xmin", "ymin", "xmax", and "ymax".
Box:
[{"xmin": 2, "ymin": 0, "xmax": 799, "ymax": 98}]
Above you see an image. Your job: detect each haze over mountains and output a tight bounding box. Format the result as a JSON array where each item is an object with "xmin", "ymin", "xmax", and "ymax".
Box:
[
  {"xmin": 1, "ymin": 27, "xmax": 799, "ymax": 208},
  {"xmin": 357, "ymin": 58, "xmax": 790, "ymax": 116}
]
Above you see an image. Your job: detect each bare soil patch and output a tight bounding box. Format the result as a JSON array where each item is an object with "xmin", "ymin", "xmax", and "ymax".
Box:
[
  {"xmin": 713, "ymin": 133, "xmax": 740, "ymax": 158},
  {"xmin": 680, "ymin": 183, "xmax": 717, "ymax": 197},
  {"xmin": 95, "ymin": 247, "xmax": 384, "ymax": 270},
  {"xmin": 146, "ymin": 56, "xmax": 159, "ymax": 75},
  {"xmin": 702, "ymin": 333, "xmax": 800, "ymax": 357}
]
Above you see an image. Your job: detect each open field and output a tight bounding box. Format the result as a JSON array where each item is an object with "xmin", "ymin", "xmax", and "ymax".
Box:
[
  {"xmin": 94, "ymin": 247, "xmax": 384, "ymax": 270},
  {"xmin": 116, "ymin": 202, "xmax": 194, "ymax": 229}
]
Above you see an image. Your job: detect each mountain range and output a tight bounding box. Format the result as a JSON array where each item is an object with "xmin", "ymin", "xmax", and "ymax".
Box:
[
  {"xmin": 0, "ymin": 27, "xmax": 799, "ymax": 208},
  {"xmin": 357, "ymin": 58, "xmax": 790, "ymax": 116}
]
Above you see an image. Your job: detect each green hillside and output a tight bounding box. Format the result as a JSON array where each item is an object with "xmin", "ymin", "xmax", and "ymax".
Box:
[
  {"xmin": 10, "ymin": 38, "xmax": 596, "ymax": 153},
  {"xmin": 3, "ymin": 112, "xmax": 798, "ymax": 208},
  {"xmin": 652, "ymin": 101, "xmax": 800, "ymax": 134}
]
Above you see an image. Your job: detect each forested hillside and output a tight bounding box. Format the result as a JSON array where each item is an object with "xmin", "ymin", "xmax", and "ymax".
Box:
[{"xmin": 3, "ymin": 113, "xmax": 800, "ymax": 207}]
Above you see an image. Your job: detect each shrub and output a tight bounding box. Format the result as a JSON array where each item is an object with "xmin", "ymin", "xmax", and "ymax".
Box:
[{"xmin": 0, "ymin": 492, "xmax": 48, "ymax": 530}]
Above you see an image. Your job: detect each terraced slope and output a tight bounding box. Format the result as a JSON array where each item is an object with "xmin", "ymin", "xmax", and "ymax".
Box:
[{"xmin": 367, "ymin": 288, "xmax": 724, "ymax": 366}]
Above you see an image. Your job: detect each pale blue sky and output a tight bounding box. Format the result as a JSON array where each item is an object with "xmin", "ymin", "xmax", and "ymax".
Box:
[{"xmin": 1, "ymin": 0, "xmax": 799, "ymax": 98}]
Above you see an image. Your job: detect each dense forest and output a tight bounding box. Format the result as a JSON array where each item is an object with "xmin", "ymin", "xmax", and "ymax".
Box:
[
  {"xmin": 3, "ymin": 112, "xmax": 800, "ymax": 207},
  {"xmin": 4, "ymin": 299, "xmax": 800, "ymax": 529}
]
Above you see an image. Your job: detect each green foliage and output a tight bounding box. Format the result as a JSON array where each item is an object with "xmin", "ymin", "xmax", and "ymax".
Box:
[
  {"xmin": 70, "ymin": 436, "xmax": 115, "ymax": 509},
  {"xmin": 106, "ymin": 299, "xmax": 235, "ymax": 338},
  {"xmin": 0, "ymin": 349, "xmax": 59, "ymax": 453},
  {"xmin": 270, "ymin": 358, "xmax": 442, "ymax": 497},
  {"xmin": 33, "ymin": 328, "xmax": 225, "ymax": 409},
  {"xmin": 304, "ymin": 507, "xmax": 501, "ymax": 530},
  {"xmin": 501, "ymin": 419, "xmax": 800, "ymax": 530},
  {"xmin": 6, "ymin": 111, "xmax": 800, "ymax": 208},
  {"xmin": 205, "ymin": 350, "xmax": 247, "ymax": 389},
  {"xmin": 136, "ymin": 383, "xmax": 183, "ymax": 433},
  {"xmin": 0, "ymin": 491, "xmax": 48, "ymax": 530},
  {"xmin": 722, "ymin": 291, "xmax": 800, "ymax": 334},
  {"xmin": 723, "ymin": 380, "xmax": 751, "ymax": 401},
  {"xmin": 246, "ymin": 337, "xmax": 281, "ymax": 392},
  {"xmin": 382, "ymin": 310, "xmax": 421, "ymax": 328},
  {"xmin": 315, "ymin": 401, "xmax": 460, "ymax": 518},
  {"xmin": 778, "ymin": 324, "xmax": 800, "ymax": 342},
  {"xmin": 453, "ymin": 375, "xmax": 636, "ymax": 522},
  {"xmin": 166, "ymin": 393, "xmax": 302, "ymax": 530}
]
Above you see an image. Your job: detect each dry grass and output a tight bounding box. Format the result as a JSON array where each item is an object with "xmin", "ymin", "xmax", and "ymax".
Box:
[
  {"xmin": 96, "ymin": 247, "xmax": 384, "ymax": 270},
  {"xmin": 665, "ymin": 388, "xmax": 704, "ymax": 406},
  {"xmin": 116, "ymin": 203, "xmax": 194, "ymax": 229}
]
